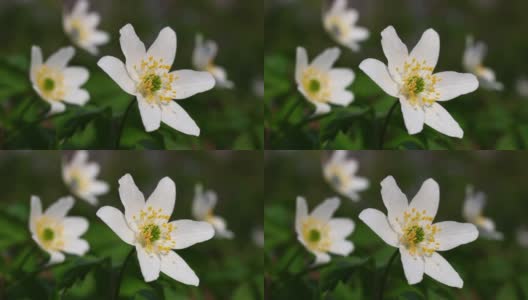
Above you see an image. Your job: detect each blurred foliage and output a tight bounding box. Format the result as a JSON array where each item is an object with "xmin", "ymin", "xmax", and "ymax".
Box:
[
  {"xmin": 0, "ymin": 151, "xmax": 263, "ymax": 299},
  {"xmin": 264, "ymin": 0, "xmax": 528, "ymax": 149},
  {"xmin": 265, "ymin": 151, "xmax": 528, "ymax": 299},
  {"xmin": 0, "ymin": 0, "xmax": 263, "ymax": 149}
]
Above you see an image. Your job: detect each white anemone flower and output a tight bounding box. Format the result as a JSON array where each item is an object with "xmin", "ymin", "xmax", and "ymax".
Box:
[
  {"xmin": 97, "ymin": 24, "xmax": 215, "ymax": 135},
  {"xmin": 63, "ymin": 0, "xmax": 109, "ymax": 55},
  {"xmin": 295, "ymin": 196, "xmax": 355, "ymax": 265},
  {"xmin": 295, "ymin": 47, "xmax": 355, "ymax": 115},
  {"xmin": 463, "ymin": 36, "xmax": 503, "ymax": 91},
  {"xmin": 62, "ymin": 151, "xmax": 109, "ymax": 206},
  {"xmin": 517, "ymin": 227, "xmax": 528, "ymax": 248},
  {"xmin": 516, "ymin": 77, "xmax": 528, "ymax": 98},
  {"xmin": 462, "ymin": 185, "xmax": 503, "ymax": 240},
  {"xmin": 192, "ymin": 34, "xmax": 234, "ymax": 89},
  {"xmin": 30, "ymin": 46, "xmax": 90, "ymax": 114},
  {"xmin": 359, "ymin": 26, "xmax": 479, "ymax": 138},
  {"xmin": 359, "ymin": 176, "xmax": 478, "ymax": 288},
  {"xmin": 96, "ymin": 174, "xmax": 214, "ymax": 284},
  {"xmin": 30, "ymin": 195, "xmax": 89, "ymax": 265},
  {"xmin": 323, "ymin": 150, "xmax": 369, "ymax": 202},
  {"xmin": 323, "ymin": 0, "xmax": 369, "ymax": 52},
  {"xmin": 192, "ymin": 184, "xmax": 234, "ymax": 239}
]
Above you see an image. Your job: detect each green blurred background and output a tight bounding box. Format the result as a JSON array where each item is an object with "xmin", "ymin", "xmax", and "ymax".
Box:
[
  {"xmin": 0, "ymin": 150, "xmax": 263, "ymax": 299},
  {"xmin": 265, "ymin": 151, "xmax": 528, "ymax": 299},
  {"xmin": 265, "ymin": 0, "xmax": 528, "ymax": 149},
  {"xmin": 0, "ymin": 0, "xmax": 263, "ymax": 149}
]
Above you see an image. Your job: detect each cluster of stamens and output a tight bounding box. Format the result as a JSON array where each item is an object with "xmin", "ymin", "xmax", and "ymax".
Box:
[
  {"xmin": 396, "ymin": 58, "xmax": 441, "ymax": 107},
  {"xmin": 35, "ymin": 216, "xmax": 65, "ymax": 251},
  {"xmin": 325, "ymin": 16, "xmax": 350, "ymax": 39},
  {"xmin": 132, "ymin": 206, "xmax": 175, "ymax": 254},
  {"xmin": 396, "ymin": 208, "xmax": 440, "ymax": 257},
  {"xmin": 68, "ymin": 19, "xmax": 89, "ymax": 43},
  {"xmin": 134, "ymin": 56, "xmax": 178, "ymax": 103},
  {"xmin": 301, "ymin": 67, "xmax": 331, "ymax": 103},
  {"xmin": 326, "ymin": 165, "xmax": 351, "ymax": 191},
  {"xmin": 67, "ymin": 168, "xmax": 87, "ymax": 194},
  {"xmin": 301, "ymin": 216, "xmax": 332, "ymax": 252},
  {"xmin": 36, "ymin": 65, "xmax": 65, "ymax": 101}
]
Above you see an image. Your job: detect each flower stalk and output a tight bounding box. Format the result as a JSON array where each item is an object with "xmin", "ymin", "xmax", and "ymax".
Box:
[
  {"xmin": 114, "ymin": 247, "xmax": 135, "ymax": 300},
  {"xmin": 379, "ymin": 248, "xmax": 399, "ymax": 300}
]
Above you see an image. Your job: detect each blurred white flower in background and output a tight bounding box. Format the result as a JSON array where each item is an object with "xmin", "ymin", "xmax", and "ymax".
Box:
[
  {"xmin": 517, "ymin": 227, "xmax": 528, "ymax": 248},
  {"xmin": 193, "ymin": 34, "xmax": 234, "ymax": 89},
  {"xmin": 63, "ymin": 0, "xmax": 109, "ymax": 55},
  {"xmin": 253, "ymin": 227, "xmax": 264, "ymax": 247},
  {"xmin": 323, "ymin": 150, "xmax": 369, "ymax": 202},
  {"xmin": 463, "ymin": 36, "xmax": 503, "ymax": 91},
  {"xmin": 192, "ymin": 184, "xmax": 234, "ymax": 239},
  {"xmin": 462, "ymin": 185, "xmax": 503, "ymax": 240},
  {"xmin": 516, "ymin": 77, "xmax": 528, "ymax": 98},
  {"xmin": 323, "ymin": 0, "xmax": 369, "ymax": 52},
  {"xmin": 253, "ymin": 78, "xmax": 264, "ymax": 98}
]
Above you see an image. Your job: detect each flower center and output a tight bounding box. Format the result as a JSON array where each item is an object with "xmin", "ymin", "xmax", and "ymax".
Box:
[
  {"xmin": 134, "ymin": 56, "xmax": 178, "ymax": 103},
  {"xmin": 301, "ymin": 67, "xmax": 331, "ymax": 103},
  {"xmin": 43, "ymin": 78, "xmax": 55, "ymax": 91},
  {"xmin": 308, "ymin": 229, "xmax": 321, "ymax": 242},
  {"xmin": 308, "ymin": 79, "xmax": 321, "ymax": 93},
  {"xmin": 325, "ymin": 165, "xmax": 351, "ymax": 191},
  {"xmin": 132, "ymin": 206, "xmax": 176, "ymax": 254},
  {"xmin": 325, "ymin": 16, "xmax": 350, "ymax": 39},
  {"xmin": 397, "ymin": 208, "xmax": 440, "ymax": 256},
  {"xmin": 397, "ymin": 58, "xmax": 441, "ymax": 107},
  {"xmin": 301, "ymin": 217, "xmax": 331, "ymax": 252},
  {"xmin": 406, "ymin": 76, "xmax": 425, "ymax": 95},
  {"xmin": 68, "ymin": 19, "xmax": 88, "ymax": 43},
  {"xmin": 42, "ymin": 227, "xmax": 55, "ymax": 241},
  {"xmin": 142, "ymin": 224, "xmax": 161, "ymax": 242},
  {"xmin": 36, "ymin": 65, "xmax": 65, "ymax": 101},
  {"xmin": 142, "ymin": 74, "xmax": 162, "ymax": 93},
  {"xmin": 35, "ymin": 216, "xmax": 64, "ymax": 251},
  {"xmin": 405, "ymin": 225, "xmax": 425, "ymax": 244}
]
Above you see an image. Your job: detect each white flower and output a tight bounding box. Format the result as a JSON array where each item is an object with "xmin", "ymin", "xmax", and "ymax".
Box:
[
  {"xmin": 192, "ymin": 34, "xmax": 234, "ymax": 89},
  {"xmin": 323, "ymin": 150, "xmax": 369, "ymax": 202},
  {"xmin": 295, "ymin": 196, "xmax": 355, "ymax": 265},
  {"xmin": 462, "ymin": 185, "xmax": 503, "ymax": 240},
  {"xmin": 63, "ymin": 0, "xmax": 109, "ymax": 55},
  {"xmin": 252, "ymin": 228, "xmax": 264, "ymax": 247},
  {"xmin": 97, "ymin": 24, "xmax": 215, "ymax": 135},
  {"xmin": 517, "ymin": 227, "xmax": 528, "ymax": 248},
  {"xmin": 359, "ymin": 176, "xmax": 478, "ymax": 288},
  {"xmin": 463, "ymin": 36, "xmax": 503, "ymax": 91},
  {"xmin": 62, "ymin": 151, "xmax": 109, "ymax": 206},
  {"xmin": 30, "ymin": 46, "xmax": 90, "ymax": 114},
  {"xmin": 516, "ymin": 77, "xmax": 528, "ymax": 97},
  {"xmin": 359, "ymin": 26, "xmax": 479, "ymax": 138},
  {"xmin": 323, "ymin": 0, "xmax": 369, "ymax": 52},
  {"xmin": 253, "ymin": 78, "xmax": 264, "ymax": 98},
  {"xmin": 295, "ymin": 47, "xmax": 355, "ymax": 115},
  {"xmin": 96, "ymin": 175, "xmax": 214, "ymax": 284},
  {"xmin": 192, "ymin": 184, "xmax": 233, "ymax": 239},
  {"xmin": 29, "ymin": 195, "xmax": 89, "ymax": 265}
]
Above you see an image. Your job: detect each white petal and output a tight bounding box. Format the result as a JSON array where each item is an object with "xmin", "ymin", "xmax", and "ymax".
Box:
[
  {"xmin": 95, "ymin": 206, "xmax": 135, "ymax": 245},
  {"xmin": 137, "ymin": 95, "xmax": 161, "ymax": 132},
  {"xmin": 295, "ymin": 47, "xmax": 308, "ymax": 83},
  {"xmin": 30, "ymin": 195, "xmax": 42, "ymax": 233},
  {"xmin": 381, "ymin": 26, "xmax": 409, "ymax": 76},
  {"xmin": 46, "ymin": 47, "xmax": 75, "ymax": 69},
  {"xmin": 329, "ymin": 240, "xmax": 354, "ymax": 256},
  {"xmin": 71, "ymin": 0, "xmax": 88, "ymax": 16},
  {"xmin": 313, "ymin": 251, "xmax": 331, "ymax": 265},
  {"xmin": 63, "ymin": 67, "xmax": 89, "ymax": 88},
  {"xmin": 97, "ymin": 56, "xmax": 136, "ymax": 95},
  {"xmin": 311, "ymin": 48, "xmax": 340, "ymax": 71},
  {"xmin": 295, "ymin": 196, "xmax": 308, "ymax": 234},
  {"xmin": 434, "ymin": 221, "xmax": 478, "ymax": 251},
  {"xmin": 358, "ymin": 208, "xmax": 399, "ymax": 247},
  {"xmin": 380, "ymin": 176, "xmax": 408, "ymax": 229},
  {"xmin": 147, "ymin": 27, "xmax": 176, "ymax": 67},
  {"xmin": 136, "ymin": 245, "xmax": 161, "ymax": 282},
  {"xmin": 349, "ymin": 176, "xmax": 369, "ymax": 191},
  {"xmin": 146, "ymin": 177, "xmax": 175, "ymax": 216},
  {"xmin": 63, "ymin": 89, "xmax": 89, "ymax": 106},
  {"xmin": 160, "ymin": 251, "xmax": 199, "ymax": 286},
  {"xmin": 192, "ymin": 185, "xmax": 216, "ymax": 219},
  {"xmin": 30, "ymin": 46, "xmax": 43, "ymax": 83},
  {"xmin": 400, "ymin": 247, "xmax": 424, "ymax": 284},
  {"xmin": 89, "ymin": 180, "xmax": 109, "ymax": 195},
  {"xmin": 71, "ymin": 150, "xmax": 88, "ymax": 165},
  {"xmin": 400, "ymin": 97, "xmax": 425, "ymax": 135},
  {"xmin": 463, "ymin": 186, "xmax": 484, "ymax": 220},
  {"xmin": 45, "ymin": 196, "xmax": 74, "ymax": 218},
  {"xmin": 329, "ymin": 89, "xmax": 354, "ymax": 106},
  {"xmin": 170, "ymin": 70, "xmax": 215, "ymax": 99},
  {"xmin": 313, "ymin": 102, "xmax": 331, "ymax": 115},
  {"xmin": 329, "ymin": 218, "xmax": 355, "ymax": 240},
  {"xmin": 410, "ymin": 29, "xmax": 440, "ymax": 70},
  {"xmin": 63, "ymin": 217, "xmax": 89, "ymax": 237},
  {"xmin": 350, "ymin": 27, "xmax": 369, "ymax": 41},
  {"xmin": 48, "ymin": 251, "xmax": 65, "ymax": 265},
  {"xmin": 119, "ymin": 24, "xmax": 146, "ymax": 77},
  {"xmin": 329, "ymin": 68, "xmax": 355, "ymax": 89},
  {"xmin": 49, "ymin": 102, "xmax": 66, "ymax": 115},
  {"xmin": 359, "ymin": 58, "xmax": 399, "ymax": 97},
  {"xmin": 160, "ymin": 101, "xmax": 200, "ymax": 136},
  {"xmin": 424, "ymin": 252, "xmax": 463, "ymax": 288},
  {"xmin": 63, "ymin": 238, "xmax": 89, "ymax": 256},
  {"xmin": 90, "ymin": 31, "xmax": 110, "ymax": 45},
  {"xmin": 311, "ymin": 197, "xmax": 340, "ymax": 222},
  {"xmin": 169, "ymin": 220, "xmax": 214, "ymax": 249},
  {"xmin": 84, "ymin": 13, "xmax": 100, "ymax": 28},
  {"xmin": 118, "ymin": 174, "xmax": 145, "ymax": 223},
  {"xmin": 434, "ymin": 72, "xmax": 479, "ymax": 101},
  {"xmin": 424, "ymin": 103, "xmax": 463, "ymax": 138},
  {"xmin": 408, "ymin": 178, "xmax": 439, "ymax": 219}
]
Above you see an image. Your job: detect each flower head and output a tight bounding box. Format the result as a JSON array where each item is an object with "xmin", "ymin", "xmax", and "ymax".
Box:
[
  {"xmin": 359, "ymin": 26, "xmax": 479, "ymax": 138},
  {"xmin": 29, "ymin": 195, "xmax": 89, "ymax": 265},
  {"xmin": 462, "ymin": 185, "xmax": 503, "ymax": 240},
  {"xmin": 323, "ymin": 151, "xmax": 369, "ymax": 202},
  {"xmin": 517, "ymin": 227, "xmax": 528, "ymax": 248},
  {"xmin": 253, "ymin": 227, "xmax": 264, "ymax": 248},
  {"xmin": 359, "ymin": 176, "xmax": 478, "ymax": 287},
  {"xmin": 97, "ymin": 24, "xmax": 215, "ymax": 135},
  {"xmin": 295, "ymin": 196, "xmax": 355, "ymax": 264},
  {"xmin": 63, "ymin": 0, "xmax": 109, "ymax": 55},
  {"xmin": 96, "ymin": 174, "xmax": 214, "ymax": 284},
  {"xmin": 463, "ymin": 36, "xmax": 503, "ymax": 91},
  {"xmin": 192, "ymin": 184, "xmax": 233, "ymax": 239},
  {"xmin": 323, "ymin": 0, "xmax": 369, "ymax": 52},
  {"xmin": 192, "ymin": 34, "xmax": 234, "ymax": 89},
  {"xmin": 62, "ymin": 151, "xmax": 109, "ymax": 206},
  {"xmin": 30, "ymin": 46, "xmax": 90, "ymax": 114},
  {"xmin": 295, "ymin": 47, "xmax": 355, "ymax": 115}
]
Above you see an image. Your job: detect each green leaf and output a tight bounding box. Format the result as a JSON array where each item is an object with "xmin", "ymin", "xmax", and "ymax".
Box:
[
  {"xmin": 53, "ymin": 256, "xmax": 109, "ymax": 290},
  {"xmin": 319, "ymin": 256, "xmax": 370, "ymax": 291}
]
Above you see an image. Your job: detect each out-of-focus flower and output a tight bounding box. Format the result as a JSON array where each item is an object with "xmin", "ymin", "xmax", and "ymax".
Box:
[
  {"xmin": 463, "ymin": 36, "xmax": 503, "ymax": 91},
  {"xmin": 253, "ymin": 227, "xmax": 264, "ymax": 247},
  {"xmin": 323, "ymin": 150, "xmax": 369, "ymax": 202},
  {"xmin": 517, "ymin": 227, "xmax": 528, "ymax": 248},
  {"xmin": 193, "ymin": 34, "xmax": 234, "ymax": 89},
  {"xmin": 192, "ymin": 184, "xmax": 233, "ymax": 239},
  {"xmin": 30, "ymin": 46, "xmax": 90, "ymax": 114},
  {"xmin": 516, "ymin": 77, "xmax": 528, "ymax": 97},
  {"xmin": 360, "ymin": 26, "xmax": 478, "ymax": 138},
  {"xmin": 253, "ymin": 78, "xmax": 264, "ymax": 98},
  {"xmin": 323, "ymin": 0, "xmax": 369, "ymax": 52},
  {"xmin": 295, "ymin": 47, "xmax": 355, "ymax": 115},
  {"xmin": 462, "ymin": 185, "xmax": 503, "ymax": 240},
  {"xmin": 63, "ymin": 0, "xmax": 109, "ymax": 55}
]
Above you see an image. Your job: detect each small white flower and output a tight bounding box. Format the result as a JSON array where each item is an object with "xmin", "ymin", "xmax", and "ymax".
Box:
[
  {"xmin": 62, "ymin": 151, "xmax": 109, "ymax": 206},
  {"xmin": 323, "ymin": 0, "xmax": 369, "ymax": 52},
  {"xmin": 97, "ymin": 24, "xmax": 215, "ymax": 135},
  {"xmin": 253, "ymin": 78, "xmax": 264, "ymax": 98},
  {"xmin": 192, "ymin": 184, "xmax": 233, "ymax": 239},
  {"xmin": 517, "ymin": 227, "xmax": 528, "ymax": 248},
  {"xmin": 30, "ymin": 46, "xmax": 90, "ymax": 114},
  {"xmin": 462, "ymin": 185, "xmax": 503, "ymax": 240},
  {"xmin": 192, "ymin": 34, "xmax": 234, "ymax": 89},
  {"xmin": 63, "ymin": 0, "xmax": 109, "ymax": 55},
  {"xmin": 29, "ymin": 195, "xmax": 89, "ymax": 265},
  {"xmin": 516, "ymin": 77, "xmax": 528, "ymax": 97},
  {"xmin": 96, "ymin": 174, "xmax": 214, "ymax": 284},
  {"xmin": 295, "ymin": 196, "xmax": 355, "ymax": 265},
  {"xmin": 463, "ymin": 36, "xmax": 503, "ymax": 91},
  {"xmin": 323, "ymin": 151, "xmax": 369, "ymax": 202},
  {"xmin": 295, "ymin": 47, "xmax": 355, "ymax": 115},
  {"xmin": 360, "ymin": 26, "xmax": 479, "ymax": 138},
  {"xmin": 359, "ymin": 176, "xmax": 478, "ymax": 288},
  {"xmin": 252, "ymin": 227, "xmax": 264, "ymax": 248}
]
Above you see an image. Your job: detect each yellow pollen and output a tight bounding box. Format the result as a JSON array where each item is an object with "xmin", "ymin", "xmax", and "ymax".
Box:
[
  {"xmin": 301, "ymin": 67, "xmax": 331, "ymax": 103},
  {"xmin": 135, "ymin": 56, "xmax": 178, "ymax": 103},
  {"xmin": 35, "ymin": 65, "xmax": 65, "ymax": 101},
  {"xmin": 399, "ymin": 208, "xmax": 440, "ymax": 257},
  {"xmin": 133, "ymin": 206, "xmax": 175, "ymax": 254},
  {"xmin": 35, "ymin": 216, "xmax": 65, "ymax": 251},
  {"xmin": 301, "ymin": 217, "xmax": 331, "ymax": 252},
  {"xmin": 399, "ymin": 59, "xmax": 441, "ymax": 107}
]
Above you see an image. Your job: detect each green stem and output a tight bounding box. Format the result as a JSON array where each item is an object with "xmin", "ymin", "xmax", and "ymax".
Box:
[
  {"xmin": 114, "ymin": 247, "xmax": 135, "ymax": 300},
  {"xmin": 379, "ymin": 99, "xmax": 399, "ymax": 149},
  {"xmin": 4, "ymin": 109, "xmax": 63, "ymax": 146},
  {"xmin": 281, "ymin": 98, "xmax": 302, "ymax": 124},
  {"xmin": 294, "ymin": 112, "xmax": 329, "ymax": 128},
  {"xmin": 115, "ymin": 98, "xmax": 136, "ymax": 149},
  {"xmin": 379, "ymin": 249, "xmax": 399, "ymax": 300},
  {"xmin": 281, "ymin": 245, "xmax": 302, "ymax": 274}
]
